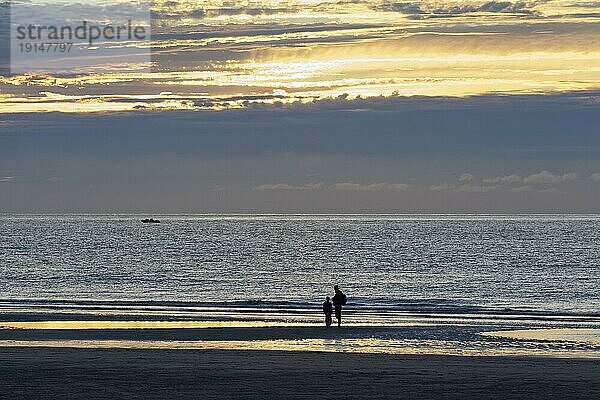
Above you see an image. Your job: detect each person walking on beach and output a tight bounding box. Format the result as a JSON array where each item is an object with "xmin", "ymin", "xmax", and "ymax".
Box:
[
  {"xmin": 323, "ymin": 296, "xmax": 333, "ymax": 327},
  {"xmin": 332, "ymin": 285, "xmax": 347, "ymax": 327}
]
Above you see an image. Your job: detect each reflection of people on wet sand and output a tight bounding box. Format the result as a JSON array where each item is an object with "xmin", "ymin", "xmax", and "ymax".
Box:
[
  {"xmin": 323, "ymin": 296, "xmax": 333, "ymax": 327},
  {"xmin": 332, "ymin": 285, "xmax": 347, "ymax": 327}
]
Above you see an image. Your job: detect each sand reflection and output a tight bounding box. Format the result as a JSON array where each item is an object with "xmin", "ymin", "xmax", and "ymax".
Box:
[{"xmin": 1, "ymin": 338, "xmax": 599, "ymax": 358}]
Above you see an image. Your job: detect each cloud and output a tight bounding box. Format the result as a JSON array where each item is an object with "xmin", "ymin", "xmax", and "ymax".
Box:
[
  {"xmin": 429, "ymin": 183, "xmax": 496, "ymax": 192},
  {"xmin": 511, "ymin": 185, "xmax": 558, "ymax": 193},
  {"xmin": 376, "ymin": 2, "xmax": 425, "ymax": 14},
  {"xmin": 2, "ymin": 92, "xmax": 600, "ymax": 213},
  {"xmin": 483, "ymin": 174, "xmax": 521, "ymax": 184},
  {"xmin": 591, "ymin": 173, "xmax": 600, "ymax": 182},
  {"xmin": 511, "ymin": 185, "xmax": 534, "ymax": 192},
  {"xmin": 565, "ymin": 2, "xmax": 600, "ymax": 8},
  {"xmin": 0, "ymin": 176, "xmax": 15, "ymax": 182},
  {"xmin": 459, "ymin": 173, "xmax": 474, "ymax": 182},
  {"xmin": 374, "ymin": 1, "xmax": 538, "ymax": 17},
  {"xmin": 331, "ymin": 182, "xmax": 412, "ymax": 191},
  {"xmin": 253, "ymin": 182, "xmax": 412, "ymax": 192},
  {"xmin": 155, "ymin": 0, "xmax": 539, "ymax": 22},
  {"xmin": 151, "ymin": 3, "xmax": 297, "ymax": 20},
  {"xmin": 523, "ymin": 170, "xmax": 577, "ymax": 184},
  {"xmin": 429, "ymin": 183, "xmax": 454, "ymax": 191},
  {"xmin": 253, "ymin": 183, "xmax": 324, "ymax": 191}
]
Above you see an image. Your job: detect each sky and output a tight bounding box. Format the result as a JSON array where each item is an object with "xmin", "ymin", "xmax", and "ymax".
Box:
[{"xmin": 0, "ymin": 1, "xmax": 599, "ymax": 212}]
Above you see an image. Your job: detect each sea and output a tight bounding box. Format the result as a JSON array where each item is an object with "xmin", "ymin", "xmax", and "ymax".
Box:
[
  {"xmin": 1, "ymin": 213, "xmax": 599, "ymax": 313},
  {"xmin": 1, "ymin": 214, "xmax": 599, "ymax": 311},
  {"xmin": 1, "ymin": 214, "xmax": 599, "ymax": 356}
]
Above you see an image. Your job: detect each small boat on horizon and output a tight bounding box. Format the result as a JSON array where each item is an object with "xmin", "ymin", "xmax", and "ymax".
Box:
[{"xmin": 141, "ymin": 218, "xmax": 161, "ymax": 223}]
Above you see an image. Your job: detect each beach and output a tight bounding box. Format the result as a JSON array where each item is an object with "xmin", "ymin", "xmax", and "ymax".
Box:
[
  {"xmin": 1, "ymin": 313, "xmax": 600, "ymax": 399},
  {"xmin": 1, "ymin": 215, "xmax": 600, "ymax": 398},
  {"xmin": 2, "ymin": 0, "xmax": 600, "ymax": 392},
  {"xmin": 1, "ymin": 347, "xmax": 599, "ymax": 399}
]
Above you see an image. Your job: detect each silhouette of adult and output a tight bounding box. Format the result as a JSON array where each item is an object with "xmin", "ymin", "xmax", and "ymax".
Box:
[{"xmin": 331, "ymin": 285, "xmax": 347, "ymax": 326}]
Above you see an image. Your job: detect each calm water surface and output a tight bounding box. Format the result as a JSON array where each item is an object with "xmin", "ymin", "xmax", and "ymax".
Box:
[{"xmin": 1, "ymin": 214, "xmax": 599, "ymax": 315}]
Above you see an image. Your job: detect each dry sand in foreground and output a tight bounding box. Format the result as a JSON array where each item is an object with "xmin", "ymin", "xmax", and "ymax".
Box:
[{"xmin": 0, "ymin": 347, "xmax": 599, "ymax": 399}]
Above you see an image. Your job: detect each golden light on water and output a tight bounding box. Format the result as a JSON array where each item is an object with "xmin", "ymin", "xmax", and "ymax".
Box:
[{"xmin": 1, "ymin": 336, "xmax": 599, "ymax": 357}]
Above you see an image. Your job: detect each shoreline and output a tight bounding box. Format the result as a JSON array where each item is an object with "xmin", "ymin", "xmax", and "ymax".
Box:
[{"xmin": 0, "ymin": 306, "xmax": 599, "ymax": 358}]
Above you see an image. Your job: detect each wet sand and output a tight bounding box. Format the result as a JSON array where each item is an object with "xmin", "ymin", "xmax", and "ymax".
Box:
[
  {"xmin": 1, "ymin": 347, "xmax": 599, "ymax": 399},
  {"xmin": 1, "ymin": 312, "xmax": 599, "ymax": 398}
]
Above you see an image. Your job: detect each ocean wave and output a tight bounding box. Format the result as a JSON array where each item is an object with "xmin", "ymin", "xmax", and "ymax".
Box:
[{"xmin": 1, "ymin": 297, "xmax": 599, "ymax": 319}]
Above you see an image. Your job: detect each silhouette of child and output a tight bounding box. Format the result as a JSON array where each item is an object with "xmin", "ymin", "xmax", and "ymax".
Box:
[{"xmin": 323, "ymin": 296, "xmax": 333, "ymax": 327}]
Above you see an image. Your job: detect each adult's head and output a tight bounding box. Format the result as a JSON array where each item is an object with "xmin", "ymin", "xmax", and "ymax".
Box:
[
  {"xmin": 334, "ymin": 285, "xmax": 339, "ymax": 292},
  {"xmin": 326, "ymin": 296, "xmax": 330, "ymax": 301}
]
